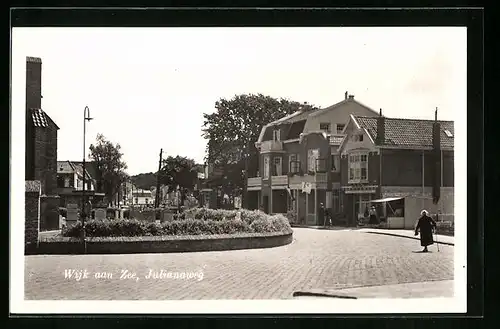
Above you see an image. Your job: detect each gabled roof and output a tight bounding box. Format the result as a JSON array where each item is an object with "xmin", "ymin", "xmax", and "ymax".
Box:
[
  {"xmin": 57, "ymin": 161, "xmax": 74, "ymax": 173},
  {"xmin": 57, "ymin": 160, "xmax": 95, "ymax": 180},
  {"xmin": 29, "ymin": 108, "xmax": 59, "ymax": 130},
  {"xmin": 352, "ymin": 115, "xmax": 454, "ymax": 150},
  {"xmin": 309, "ymin": 98, "xmax": 380, "ymax": 118}
]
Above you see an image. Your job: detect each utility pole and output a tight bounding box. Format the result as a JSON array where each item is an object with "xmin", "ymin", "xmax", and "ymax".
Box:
[
  {"xmin": 155, "ymin": 148, "xmax": 163, "ymax": 208},
  {"xmin": 243, "ymin": 140, "xmax": 249, "ymax": 209}
]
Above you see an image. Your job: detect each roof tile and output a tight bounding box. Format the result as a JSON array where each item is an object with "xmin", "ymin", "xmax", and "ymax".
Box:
[
  {"xmin": 354, "ymin": 116, "xmax": 454, "ymax": 149},
  {"xmin": 25, "ymin": 180, "xmax": 41, "ymax": 193}
]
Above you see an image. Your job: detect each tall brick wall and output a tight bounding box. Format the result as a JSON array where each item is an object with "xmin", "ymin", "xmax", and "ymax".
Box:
[
  {"xmin": 34, "ymin": 126, "xmax": 58, "ymax": 196},
  {"xmin": 380, "ymin": 149, "xmax": 454, "ymax": 188}
]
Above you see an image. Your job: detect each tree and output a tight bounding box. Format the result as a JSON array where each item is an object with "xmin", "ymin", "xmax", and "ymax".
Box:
[
  {"xmin": 158, "ymin": 156, "xmax": 201, "ymax": 206},
  {"xmin": 202, "ymin": 94, "xmax": 317, "ymax": 196},
  {"xmin": 89, "ymin": 134, "xmax": 128, "ymax": 206},
  {"xmin": 130, "ymin": 172, "xmax": 156, "ymax": 190}
]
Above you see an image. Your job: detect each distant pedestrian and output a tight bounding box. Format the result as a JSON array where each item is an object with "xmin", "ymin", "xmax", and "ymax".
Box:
[
  {"xmin": 368, "ymin": 205, "xmax": 378, "ymax": 224},
  {"xmin": 414, "ymin": 209, "xmax": 437, "ymax": 252}
]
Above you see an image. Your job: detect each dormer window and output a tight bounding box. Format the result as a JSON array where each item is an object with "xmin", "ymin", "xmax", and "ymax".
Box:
[
  {"xmin": 273, "ymin": 129, "xmax": 281, "ymax": 141},
  {"xmin": 336, "ymin": 124, "xmax": 345, "ymax": 134},
  {"xmin": 444, "ymin": 129, "xmax": 453, "ymax": 138}
]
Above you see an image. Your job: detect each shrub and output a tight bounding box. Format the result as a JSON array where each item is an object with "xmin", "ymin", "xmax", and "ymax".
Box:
[
  {"xmin": 61, "ymin": 209, "xmax": 291, "ymax": 237},
  {"xmin": 286, "ymin": 210, "xmax": 297, "ymax": 224},
  {"xmin": 240, "ymin": 209, "xmax": 267, "ymax": 225}
]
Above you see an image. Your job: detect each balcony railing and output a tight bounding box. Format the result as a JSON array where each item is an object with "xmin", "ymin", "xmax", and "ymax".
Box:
[
  {"xmin": 247, "ymin": 177, "xmax": 261, "ymax": 187},
  {"xmin": 289, "ymin": 172, "xmax": 328, "ymax": 185},
  {"xmin": 260, "ymin": 140, "xmax": 283, "ymax": 152},
  {"xmin": 329, "ymin": 134, "xmax": 346, "ymax": 146},
  {"xmin": 271, "ymin": 175, "xmax": 288, "ymax": 186}
]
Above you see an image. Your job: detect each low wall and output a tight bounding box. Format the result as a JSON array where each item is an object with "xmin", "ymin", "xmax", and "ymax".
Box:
[
  {"xmin": 25, "ymin": 181, "xmax": 41, "ymax": 253},
  {"xmin": 32, "ymin": 231, "xmax": 293, "ymax": 255},
  {"xmin": 40, "ymin": 195, "xmax": 60, "ymax": 231}
]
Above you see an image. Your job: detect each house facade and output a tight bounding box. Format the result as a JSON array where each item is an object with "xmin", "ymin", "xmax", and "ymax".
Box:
[
  {"xmin": 132, "ymin": 189, "xmax": 153, "ymax": 206},
  {"xmin": 338, "ymin": 111, "xmax": 454, "ymax": 226},
  {"xmin": 25, "ymin": 56, "xmax": 60, "ymax": 231},
  {"xmin": 249, "ymin": 93, "xmax": 454, "ymax": 227},
  {"xmin": 248, "ymin": 92, "xmax": 380, "ymax": 225},
  {"xmin": 56, "ymin": 160, "xmax": 104, "ymax": 208}
]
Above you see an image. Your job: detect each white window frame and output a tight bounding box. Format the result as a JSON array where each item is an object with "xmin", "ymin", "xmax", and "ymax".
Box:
[
  {"xmin": 289, "ymin": 153, "xmax": 300, "ymax": 173},
  {"xmin": 273, "ymin": 156, "xmax": 283, "ymax": 176},
  {"xmin": 273, "ymin": 129, "xmax": 281, "ymax": 141},
  {"xmin": 263, "ymin": 155, "xmax": 270, "ymax": 179},
  {"xmin": 308, "ymin": 149, "xmax": 319, "ymax": 173},
  {"xmin": 348, "ymin": 152, "xmax": 369, "ymax": 183}
]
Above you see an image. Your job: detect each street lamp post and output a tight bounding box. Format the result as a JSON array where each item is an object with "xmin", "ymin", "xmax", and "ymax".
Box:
[{"xmin": 82, "ymin": 106, "xmax": 93, "ymax": 250}]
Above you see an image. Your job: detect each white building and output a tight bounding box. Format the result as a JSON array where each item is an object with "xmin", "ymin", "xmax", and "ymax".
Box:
[{"xmin": 132, "ymin": 189, "xmax": 153, "ymax": 206}]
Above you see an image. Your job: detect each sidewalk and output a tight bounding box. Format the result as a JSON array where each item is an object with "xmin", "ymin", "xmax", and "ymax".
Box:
[
  {"xmin": 293, "ymin": 280, "xmax": 454, "ymax": 299},
  {"xmin": 360, "ymin": 228, "xmax": 454, "ymax": 246},
  {"xmin": 290, "ymin": 225, "xmax": 454, "ymax": 246}
]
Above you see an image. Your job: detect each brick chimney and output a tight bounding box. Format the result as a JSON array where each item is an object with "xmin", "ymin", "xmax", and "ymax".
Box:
[
  {"xmin": 25, "ymin": 57, "xmax": 42, "ymax": 181},
  {"xmin": 432, "ymin": 108, "xmax": 441, "ymax": 204},
  {"xmin": 376, "ymin": 109, "xmax": 385, "ymax": 145},
  {"xmin": 26, "ymin": 57, "xmax": 42, "ymax": 110}
]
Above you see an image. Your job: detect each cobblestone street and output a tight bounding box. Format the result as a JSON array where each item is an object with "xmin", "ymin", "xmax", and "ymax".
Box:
[{"xmin": 24, "ymin": 228, "xmax": 454, "ymax": 300}]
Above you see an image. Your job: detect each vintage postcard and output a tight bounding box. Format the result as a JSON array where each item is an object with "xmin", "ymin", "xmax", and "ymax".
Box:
[{"xmin": 10, "ymin": 25, "xmax": 467, "ymax": 314}]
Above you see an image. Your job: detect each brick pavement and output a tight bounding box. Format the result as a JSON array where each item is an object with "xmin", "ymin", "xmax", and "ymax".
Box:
[{"xmin": 24, "ymin": 228, "xmax": 454, "ymax": 300}]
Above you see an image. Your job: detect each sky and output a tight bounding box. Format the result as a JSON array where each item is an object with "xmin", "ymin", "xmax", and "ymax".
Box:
[{"xmin": 12, "ymin": 27, "xmax": 467, "ymax": 175}]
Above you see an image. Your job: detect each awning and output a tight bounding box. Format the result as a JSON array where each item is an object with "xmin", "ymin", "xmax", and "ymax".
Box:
[{"xmin": 360, "ymin": 197, "xmax": 404, "ymax": 203}]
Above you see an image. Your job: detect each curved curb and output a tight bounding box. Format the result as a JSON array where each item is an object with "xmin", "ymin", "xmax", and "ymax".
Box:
[
  {"xmin": 28, "ymin": 231, "xmax": 294, "ymax": 255},
  {"xmin": 364, "ymin": 231, "xmax": 454, "ymax": 246}
]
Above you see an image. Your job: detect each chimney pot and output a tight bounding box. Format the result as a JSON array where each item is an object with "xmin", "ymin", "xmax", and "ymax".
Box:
[
  {"xmin": 345, "ymin": 91, "xmax": 348, "ymax": 100},
  {"xmin": 379, "ymin": 108, "xmax": 382, "ymax": 116},
  {"xmin": 348, "ymin": 95, "xmax": 354, "ymax": 100}
]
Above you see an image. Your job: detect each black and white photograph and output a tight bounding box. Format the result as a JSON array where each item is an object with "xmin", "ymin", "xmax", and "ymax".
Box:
[{"xmin": 11, "ymin": 23, "xmax": 467, "ymax": 314}]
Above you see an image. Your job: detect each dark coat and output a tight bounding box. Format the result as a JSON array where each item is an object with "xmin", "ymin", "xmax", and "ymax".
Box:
[{"xmin": 415, "ymin": 215, "xmax": 437, "ymax": 247}]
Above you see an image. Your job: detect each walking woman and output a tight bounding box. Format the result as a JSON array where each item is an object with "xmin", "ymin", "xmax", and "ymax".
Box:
[
  {"xmin": 368, "ymin": 205, "xmax": 378, "ymax": 224},
  {"xmin": 414, "ymin": 210, "xmax": 437, "ymax": 252}
]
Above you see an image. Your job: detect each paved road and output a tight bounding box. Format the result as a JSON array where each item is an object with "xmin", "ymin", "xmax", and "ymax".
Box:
[{"xmin": 24, "ymin": 228, "xmax": 454, "ymax": 300}]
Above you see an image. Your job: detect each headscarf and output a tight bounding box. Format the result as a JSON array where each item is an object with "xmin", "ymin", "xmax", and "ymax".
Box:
[{"xmin": 420, "ymin": 209, "xmax": 429, "ymax": 216}]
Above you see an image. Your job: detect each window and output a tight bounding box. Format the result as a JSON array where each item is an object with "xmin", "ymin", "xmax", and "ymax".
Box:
[
  {"xmin": 145, "ymin": 198, "xmax": 149, "ymax": 204},
  {"xmin": 57, "ymin": 176, "xmax": 65, "ymax": 188},
  {"xmin": 273, "ymin": 157, "xmax": 282, "ymax": 176},
  {"xmin": 348, "ymin": 153, "xmax": 369, "ymax": 182},
  {"xmin": 315, "ymin": 158, "xmax": 327, "ymax": 172},
  {"xmin": 135, "ymin": 197, "xmax": 139, "ymax": 204},
  {"xmin": 289, "ymin": 153, "xmax": 300, "ymax": 173},
  {"xmin": 351, "ymin": 134, "xmax": 364, "ymax": 142},
  {"xmin": 308, "ymin": 149, "xmax": 319, "ymax": 172},
  {"xmin": 273, "ymin": 129, "xmax": 281, "ymax": 141},
  {"xmin": 320, "ymin": 123, "xmax": 331, "ymax": 133},
  {"xmin": 331, "ymin": 154, "xmax": 340, "ymax": 172},
  {"xmin": 336, "ymin": 124, "xmax": 345, "ymax": 134},
  {"xmin": 263, "ymin": 156, "xmax": 270, "ymax": 179}
]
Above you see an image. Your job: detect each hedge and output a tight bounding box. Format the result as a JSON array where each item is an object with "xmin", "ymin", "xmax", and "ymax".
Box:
[{"xmin": 62, "ymin": 209, "xmax": 292, "ymax": 238}]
